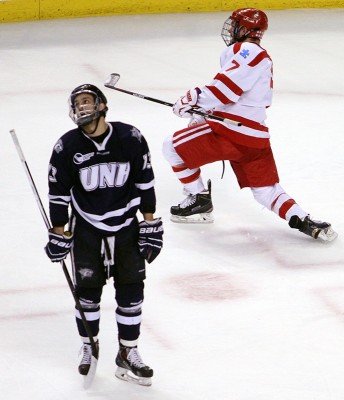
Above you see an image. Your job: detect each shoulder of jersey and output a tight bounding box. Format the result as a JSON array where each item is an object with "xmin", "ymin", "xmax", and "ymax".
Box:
[
  {"xmin": 109, "ymin": 121, "xmax": 144, "ymax": 144},
  {"xmin": 109, "ymin": 121, "xmax": 132, "ymax": 134},
  {"xmin": 232, "ymin": 42, "xmax": 270, "ymax": 65},
  {"xmin": 52, "ymin": 127, "xmax": 79, "ymax": 154},
  {"xmin": 59, "ymin": 127, "xmax": 79, "ymax": 143}
]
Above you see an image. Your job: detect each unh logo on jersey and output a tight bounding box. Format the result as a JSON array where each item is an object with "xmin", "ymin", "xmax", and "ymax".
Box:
[{"xmin": 79, "ymin": 162, "xmax": 130, "ymax": 191}]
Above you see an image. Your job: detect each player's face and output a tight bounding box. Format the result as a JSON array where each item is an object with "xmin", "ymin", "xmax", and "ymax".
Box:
[
  {"xmin": 229, "ymin": 19, "xmax": 248, "ymax": 43},
  {"xmin": 74, "ymin": 93, "xmax": 97, "ymax": 116},
  {"xmin": 227, "ymin": 19, "xmax": 238, "ymax": 43}
]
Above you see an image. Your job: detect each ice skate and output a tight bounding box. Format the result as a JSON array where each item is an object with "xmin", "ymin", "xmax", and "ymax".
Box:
[
  {"xmin": 289, "ymin": 215, "xmax": 337, "ymax": 242},
  {"xmin": 170, "ymin": 179, "xmax": 214, "ymax": 223},
  {"xmin": 78, "ymin": 341, "xmax": 99, "ymax": 374},
  {"xmin": 78, "ymin": 340, "xmax": 99, "ymax": 389},
  {"xmin": 115, "ymin": 345, "xmax": 153, "ymax": 386}
]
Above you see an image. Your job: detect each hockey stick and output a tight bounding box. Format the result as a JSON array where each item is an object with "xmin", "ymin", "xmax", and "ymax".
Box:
[
  {"xmin": 104, "ymin": 73, "xmax": 242, "ymax": 127},
  {"xmin": 9, "ymin": 129, "xmax": 98, "ymax": 389}
]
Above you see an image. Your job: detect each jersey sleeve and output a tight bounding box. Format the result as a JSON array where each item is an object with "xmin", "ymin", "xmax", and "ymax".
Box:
[
  {"xmin": 48, "ymin": 138, "xmax": 73, "ymax": 227},
  {"xmin": 197, "ymin": 43, "xmax": 272, "ymax": 110},
  {"xmin": 130, "ymin": 128, "xmax": 156, "ymax": 215}
]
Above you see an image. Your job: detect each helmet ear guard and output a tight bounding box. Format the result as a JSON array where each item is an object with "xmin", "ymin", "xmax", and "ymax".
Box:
[
  {"xmin": 69, "ymin": 84, "xmax": 108, "ymax": 127},
  {"xmin": 221, "ymin": 8, "xmax": 268, "ymax": 46}
]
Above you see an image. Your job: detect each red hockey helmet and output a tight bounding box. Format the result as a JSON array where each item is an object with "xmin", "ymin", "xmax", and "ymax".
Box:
[{"xmin": 221, "ymin": 8, "xmax": 268, "ymax": 46}]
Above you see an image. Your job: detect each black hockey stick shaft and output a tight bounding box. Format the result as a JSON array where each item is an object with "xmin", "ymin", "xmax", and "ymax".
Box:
[
  {"xmin": 107, "ymin": 85, "xmax": 174, "ymax": 107},
  {"xmin": 9, "ymin": 129, "xmax": 98, "ymax": 358},
  {"xmin": 104, "ymin": 73, "xmax": 241, "ymax": 126}
]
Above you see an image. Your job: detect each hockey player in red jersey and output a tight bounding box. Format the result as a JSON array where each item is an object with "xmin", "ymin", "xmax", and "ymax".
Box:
[{"xmin": 163, "ymin": 8, "xmax": 336, "ymax": 241}]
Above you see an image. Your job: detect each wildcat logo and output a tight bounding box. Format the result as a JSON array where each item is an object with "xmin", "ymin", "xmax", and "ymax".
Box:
[
  {"xmin": 79, "ymin": 162, "xmax": 130, "ymax": 191},
  {"xmin": 131, "ymin": 127, "xmax": 142, "ymax": 143},
  {"xmin": 73, "ymin": 152, "xmax": 95, "ymax": 164},
  {"xmin": 48, "ymin": 164, "xmax": 57, "ymax": 182},
  {"xmin": 79, "ymin": 268, "xmax": 94, "ymax": 280},
  {"xmin": 54, "ymin": 139, "xmax": 63, "ymax": 153}
]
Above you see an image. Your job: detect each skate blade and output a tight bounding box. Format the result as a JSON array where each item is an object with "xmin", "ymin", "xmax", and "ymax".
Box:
[
  {"xmin": 170, "ymin": 212, "xmax": 214, "ymax": 224},
  {"xmin": 83, "ymin": 355, "xmax": 98, "ymax": 389},
  {"xmin": 115, "ymin": 366, "xmax": 152, "ymax": 387},
  {"xmin": 317, "ymin": 227, "xmax": 338, "ymax": 242}
]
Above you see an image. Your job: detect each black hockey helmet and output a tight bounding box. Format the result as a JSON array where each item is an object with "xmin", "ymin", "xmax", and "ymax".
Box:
[{"xmin": 69, "ymin": 84, "xmax": 108, "ymax": 127}]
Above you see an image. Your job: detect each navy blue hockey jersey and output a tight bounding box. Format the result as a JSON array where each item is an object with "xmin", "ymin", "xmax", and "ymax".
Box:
[{"xmin": 48, "ymin": 122, "xmax": 156, "ymax": 238}]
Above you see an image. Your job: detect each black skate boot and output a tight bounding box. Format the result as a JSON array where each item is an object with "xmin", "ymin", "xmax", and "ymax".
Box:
[
  {"xmin": 170, "ymin": 179, "xmax": 214, "ymax": 223},
  {"xmin": 78, "ymin": 341, "xmax": 99, "ymax": 376},
  {"xmin": 115, "ymin": 344, "xmax": 153, "ymax": 386},
  {"xmin": 289, "ymin": 215, "xmax": 337, "ymax": 242}
]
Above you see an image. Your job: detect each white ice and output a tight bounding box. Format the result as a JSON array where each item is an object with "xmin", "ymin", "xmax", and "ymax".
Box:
[{"xmin": 1, "ymin": 8, "xmax": 344, "ymax": 400}]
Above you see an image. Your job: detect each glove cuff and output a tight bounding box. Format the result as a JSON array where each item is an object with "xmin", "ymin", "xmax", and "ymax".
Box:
[
  {"xmin": 48, "ymin": 229, "xmax": 73, "ymax": 240},
  {"xmin": 142, "ymin": 217, "xmax": 161, "ymax": 226}
]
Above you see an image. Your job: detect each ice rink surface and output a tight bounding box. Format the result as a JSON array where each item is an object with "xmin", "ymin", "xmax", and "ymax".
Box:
[{"xmin": 1, "ymin": 8, "xmax": 344, "ymax": 400}]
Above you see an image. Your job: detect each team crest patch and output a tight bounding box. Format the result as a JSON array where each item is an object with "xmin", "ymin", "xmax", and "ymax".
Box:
[
  {"xmin": 240, "ymin": 49, "xmax": 250, "ymax": 59},
  {"xmin": 54, "ymin": 139, "xmax": 63, "ymax": 153},
  {"xmin": 131, "ymin": 127, "xmax": 142, "ymax": 142},
  {"xmin": 48, "ymin": 164, "xmax": 57, "ymax": 183},
  {"xmin": 79, "ymin": 268, "xmax": 94, "ymax": 280}
]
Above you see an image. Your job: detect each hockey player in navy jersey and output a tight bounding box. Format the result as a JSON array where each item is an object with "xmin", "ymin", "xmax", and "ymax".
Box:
[
  {"xmin": 163, "ymin": 8, "xmax": 336, "ymax": 241},
  {"xmin": 45, "ymin": 84, "xmax": 163, "ymax": 386}
]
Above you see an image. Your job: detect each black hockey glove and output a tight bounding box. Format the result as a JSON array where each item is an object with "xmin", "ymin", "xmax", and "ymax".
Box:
[
  {"xmin": 138, "ymin": 218, "xmax": 164, "ymax": 264},
  {"xmin": 45, "ymin": 230, "xmax": 73, "ymax": 263}
]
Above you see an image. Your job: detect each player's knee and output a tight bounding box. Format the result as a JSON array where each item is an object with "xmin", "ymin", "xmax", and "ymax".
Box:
[
  {"xmin": 115, "ymin": 282, "xmax": 144, "ymax": 309},
  {"xmin": 162, "ymin": 135, "xmax": 182, "ymax": 166},
  {"xmin": 162, "ymin": 135, "xmax": 173, "ymax": 161},
  {"xmin": 75, "ymin": 286, "xmax": 102, "ymax": 310},
  {"xmin": 251, "ymin": 183, "xmax": 284, "ymax": 208}
]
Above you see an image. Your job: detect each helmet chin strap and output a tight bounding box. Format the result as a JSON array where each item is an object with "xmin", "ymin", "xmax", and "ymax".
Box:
[
  {"xmin": 79, "ymin": 107, "xmax": 107, "ymax": 135},
  {"xmin": 239, "ymin": 29, "xmax": 258, "ymax": 42},
  {"xmin": 80, "ymin": 115, "xmax": 102, "ymax": 136}
]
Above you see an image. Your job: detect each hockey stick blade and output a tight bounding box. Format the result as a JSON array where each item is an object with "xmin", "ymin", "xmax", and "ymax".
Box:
[
  {"xmin": 83, "ymin": 355, "xmax": 98, "ymax": 389},
  {"xmin": 104, "ymin": 73, "xmax": 241, "ymax": 126},
  {"xmin": 105, "ymin": 73, "xmax": 173, "ymax": 106},
  {"xmin": 104, "ymin": 72, "xmax": 120, "ymax": 88}
]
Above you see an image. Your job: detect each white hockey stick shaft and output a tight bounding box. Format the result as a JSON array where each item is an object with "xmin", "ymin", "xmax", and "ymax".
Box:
[
  {"xmin": 10, "ymin": 129, "xmax": 51, "ymax": 229},
  {"xmin": 9, "ymin": 130, "xmax": 98, "ymax": 384},
  {"xmin": 104, "ymin": 73, "xmax": 242, "ymax": 127}
]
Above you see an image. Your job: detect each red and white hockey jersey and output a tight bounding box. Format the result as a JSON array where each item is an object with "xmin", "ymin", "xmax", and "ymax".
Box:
[{"xmin": 197, "ymin": 41, "xmax": 273, "ymax": 149}]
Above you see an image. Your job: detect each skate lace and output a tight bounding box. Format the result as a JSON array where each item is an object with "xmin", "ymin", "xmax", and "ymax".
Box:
[
  {"xmin": 127, "ymin": 348, "xmax": 146, "ymax": 368},
  {"xmin": 80, "ymin": 344, "xmax": 92, "ymax": 364},
  {"xmin": 179, "ymin": 194, "xmax": 196, "ymax": 209},
  {"xmin": 306, "ymin": 216, "xmax": 330, "ymax": 229}
]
